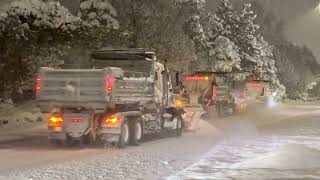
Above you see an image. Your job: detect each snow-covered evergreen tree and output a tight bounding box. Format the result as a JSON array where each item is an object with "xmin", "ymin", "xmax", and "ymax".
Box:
[
  {"xmin": 108, "ymin": 0, "xmax": 196, "ymax": 71},
  {"xmin": 0, "ymin": 0, "xmax": 119, "ymax": 102},
  {"xmin": 78, "ymin": 0, "xmax": 119, "ymax": 29},
  {"xmin": 208, "ymin": 36, "xmax": 241, "ymax": 72},
  {"xmin": 213, "ymin": 0, "xmax": 238, "ymax": 38},
  {"xmin": 181, "ymin": 0, "xmax": 285, "ymax": 99}
]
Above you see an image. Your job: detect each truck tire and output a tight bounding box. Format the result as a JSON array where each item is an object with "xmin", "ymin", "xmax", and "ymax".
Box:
[
  {"xmin": 130, "ymin": 119, "xmax": 143, "ymax": 146},
  {"xmin": 118, "ymin": 121, "xmax": 130, "ymax": 148},
  {"xmin": 174, "ymin": 116, "xmax": 183, "ymax": 137}
]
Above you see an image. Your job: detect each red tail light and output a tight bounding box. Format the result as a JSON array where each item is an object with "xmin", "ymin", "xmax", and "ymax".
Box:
[
  {"xmin": 212, "ymin": 86, "xmax": 217, "ymax": 97},
  {"xmin": 101, "ymin": 116, "xmax": 122, "ymax": 128},
  {"xmin": 71, "ymin": 118, "xmax": 81, "ymax": 123},
  {"xmin": 36, "ymin": 76, "xmax": 42, "ymax": 93},
  {"xmin": 48, "ymin": 113, "xmax": 64, "ymax": 127},
  {"xmin": 36, "ymin": 85, "xmax": 42, "ymax": 92},
  {"xmin": 106, "ymin": 76, "xmax": 114, "ymax": 94}
]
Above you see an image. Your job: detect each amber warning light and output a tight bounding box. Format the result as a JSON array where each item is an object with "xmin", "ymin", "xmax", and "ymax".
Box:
[
  {"xmin": 101, "ymin": 116, "xmax": 123, "ymax": 128},
  {"xmin": 184, "ymin": 75, "xmax": 209, "ymax": 81},
  {"xmin": 48, "ymin": 113, "xmax": 64, "ymax": 127},
  {"xmin": 175, "ymin": 99, "xmax": 184, "ymax": 108}
]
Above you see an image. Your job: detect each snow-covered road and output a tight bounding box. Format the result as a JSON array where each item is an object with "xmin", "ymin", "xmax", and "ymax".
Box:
[
  {"xmin": 0, "ymin": 104, "xmax": 319, "ymax": 180},
  {"xmin": 169, "ymin": 104, "xmax": 320, "ymax": 180},
  {"xmin": 0, "ymin": 120, "xmax": 221, "ymax": 180}
]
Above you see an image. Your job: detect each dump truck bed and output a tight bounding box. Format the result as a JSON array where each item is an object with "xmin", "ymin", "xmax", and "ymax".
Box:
[{"xmin": 36, "ymin": 67, "xmax": 154, "ymax": 111}]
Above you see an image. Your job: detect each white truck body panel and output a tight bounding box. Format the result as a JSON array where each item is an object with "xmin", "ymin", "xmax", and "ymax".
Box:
[{"xmin": 37, "ymin": 67, "xmax": 154, "ymax": 111}]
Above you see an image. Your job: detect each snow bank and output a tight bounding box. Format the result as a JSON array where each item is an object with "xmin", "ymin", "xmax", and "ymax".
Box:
[
  {"xmin": 0, "ymin": 102, "xmax": 43, "ymax": 129},
  {"xmin": 232, "ymin": 144, "xmax": 320, "ymax": 170}
]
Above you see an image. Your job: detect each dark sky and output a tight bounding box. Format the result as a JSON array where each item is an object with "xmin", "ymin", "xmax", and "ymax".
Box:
[{"xmin": 206, "ymin": 0, "xmax": 318, "ymax": 21}]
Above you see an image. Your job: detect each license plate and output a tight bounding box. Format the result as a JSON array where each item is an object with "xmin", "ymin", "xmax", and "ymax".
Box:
[{"xmin": 48, "ymin": 132, "xmax": 67, "ymax": 140}]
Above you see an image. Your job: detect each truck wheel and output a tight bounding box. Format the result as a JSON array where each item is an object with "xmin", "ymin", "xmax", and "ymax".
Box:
[
  {"xmin": 175, "ymin": 116, "xmax": 183, "ymax": 137},
  {"xmin": 130, "ymin": 120, "xmax": 143, "ymax": 146},
  {"xmin": 118, "ymin": 121, "xmax": 130, "ymax": 148}
]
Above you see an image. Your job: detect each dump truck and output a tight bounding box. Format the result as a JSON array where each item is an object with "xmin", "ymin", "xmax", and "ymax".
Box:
[
  {"xmin": 177, "ymin": 73, "xmax": 212, "ymax": 130},
  {"xmin": 36, "ymin": 49, "xmax": 183, "ymax": 147},
  {"xmin": 175, "ymin": 71, "xmax": 233, "ymax": 130},
  {"xmin": 213, "ymin": 73, "xmax": 237, "ymax": 117},
  {"xmin": 177, "ymin": 71, "xmax": 240, "ymax": 125},
  {"xmin": 244, "ymin": 80, "xmax": 274, "ymax": 105},
  {"xmin": 213, "ymin": 78, "xmax": 274, "ymax": 115}
]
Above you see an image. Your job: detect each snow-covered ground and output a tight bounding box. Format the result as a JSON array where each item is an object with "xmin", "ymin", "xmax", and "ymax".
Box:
[
  {"xmin": 0, "ymin": 120, "xmax": 221, "ymax": 180},
  {"xmin": 169, "ymin": 105, "xmax": 320, "ymax": 180},
  {"xmin": 0, "ymin": 103, "xmax": 319, "ymax": 180},
  {"xmin": 0, "ymin": 102, "xmax": 45, "ymax": 142}
]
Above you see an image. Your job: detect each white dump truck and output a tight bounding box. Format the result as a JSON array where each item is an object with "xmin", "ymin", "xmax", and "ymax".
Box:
[
  {"xmin": 177, "ymin": 71, "xmax": 237, "ymax": 127},
  {"xmin": 36, "ymin": 49, "xmax": 183, "ymax": 147},
  {"xmin": 177, "ymin": 72, "xmax": 215, "ymax": 130}
]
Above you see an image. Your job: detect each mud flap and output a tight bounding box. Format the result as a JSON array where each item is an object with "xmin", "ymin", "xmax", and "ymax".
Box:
[{"xmin": 101, "ymin": 134, "xmax": 120, "ymax": 143}]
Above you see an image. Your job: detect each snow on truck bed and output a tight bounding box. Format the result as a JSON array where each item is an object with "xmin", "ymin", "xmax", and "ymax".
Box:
[{"xmin": 123, "ymin": 77, "xmax": 154, "ymax": 82}]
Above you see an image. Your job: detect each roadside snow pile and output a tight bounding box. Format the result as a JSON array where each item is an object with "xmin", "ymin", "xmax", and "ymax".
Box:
[
  {"xmin": 232, "ymin": 144, "xmax": 320, "ymax": 170},
  {"xmin": 285, "ymin": 99, "xmax": 320, "ymax": 105},
  {"xmin": 0, "ymin": 102, "xmax": 42, "ymax": 129}
]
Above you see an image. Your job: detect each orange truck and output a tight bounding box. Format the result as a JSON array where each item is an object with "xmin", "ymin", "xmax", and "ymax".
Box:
[
  {"xmin": 177, "ymin": 71, "xmax": 273, "ymax": 121},
  {"xmin": 245, "ymin": 80, "xmax": 272, "ymax": 101},
  {"xmin": 233, "ymin": 80, "xmax": 272, "ymax": 111}
]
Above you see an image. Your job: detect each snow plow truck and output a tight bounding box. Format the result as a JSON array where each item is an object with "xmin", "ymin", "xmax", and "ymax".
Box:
[
  {"xmin": 36, "ymin": 49, "xmax": 183, "ymax": 148},
  {"xmin": 175, "ymin": 71, "xmax": 237, "ymax": 131}
]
